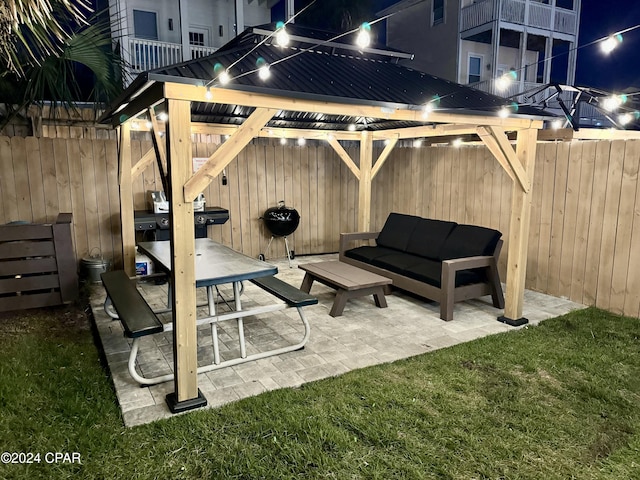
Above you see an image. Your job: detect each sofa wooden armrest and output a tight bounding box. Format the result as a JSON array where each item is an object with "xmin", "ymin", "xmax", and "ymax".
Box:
[{"xmin": 339, "ymin": 231, "xmax": 380, "ymax": 258}]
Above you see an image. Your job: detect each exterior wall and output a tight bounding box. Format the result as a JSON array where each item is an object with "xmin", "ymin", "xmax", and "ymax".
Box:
[
  {"xmin": 386, "ymin": 0, "xmax": 459, "ymax": 81},
  {"xmin": 118, "ymin": 0, "xmax": 272, "ymax": 48},
  {"xmin": 459, "ymin": 40, "xmax": 538, "ymax": 84},
  {"xmin": 3, "ymin": 134, "xmax": 640, "ymax": 318}
]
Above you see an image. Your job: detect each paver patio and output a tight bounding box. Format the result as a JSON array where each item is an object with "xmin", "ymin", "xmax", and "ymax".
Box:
[{"xmin": 89, "ymin": 253, "xmax": 585, "ymax": 427}]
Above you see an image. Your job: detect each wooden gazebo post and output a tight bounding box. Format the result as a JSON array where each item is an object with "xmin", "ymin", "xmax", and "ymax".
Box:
[
  {"xmin": 164, "ymin": 98, "xmax": 206, "ymax": 412},
  {"xmin": 117, "ymin": 121, "xmax": 136, "ymax": 277},
  {"xmin": 358, "ymin": 131, "xmax": 373, "ymax": 232},
  {"xmin": 500, "ymin": 127, "xmax": 538, "ymax": 326}
]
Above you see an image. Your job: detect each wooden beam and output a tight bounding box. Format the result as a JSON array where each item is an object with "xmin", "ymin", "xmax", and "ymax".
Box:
[
  {"xmin": 487, "ymin": 126, "xmax": 531, "ymax": 193},
  {"xmin": 371, "ymin": 136, "xmax": 398, "ymax": 179},
  {"xmin": 477, "ymin": 126, "xmax": 516, "ymax": 183},
  {"xmin": 184, "ymin": 107, "xmax": 276, "ymax": 201},
  {"xmin": 327, "ymin": 136, "xmax": 360, "ymax": 180},
  {"xmin": 502, "ymin": 128, "xmax": 538, "ymax": 325},
  {"xmin": 118, "ymin": 122, "xmax": 136, "ymax": 276},
  {"xmin": 164, "ymin": 83, "xmax": 544, "ymax": 129},
  {"xmin": 358, "ymin": 131, "xmax": 373, "ymax": 232},
  {"xmin": 149, "ymin": 107, "xmax": 170, "ymax": 194},
  {"xmin": 131, "ymin": 147, "xmax": 155, "ymax": 179},
  {"xmin": 372, "ymin": 124, "xmax": 481, "ymax": 140},
  {"xmin": 166, "ymin": 99, "xmax": 200, "ymax": 405},
  {"xmin": 191, "ymin": 123, "xmax": 363, "ymax": 141}
]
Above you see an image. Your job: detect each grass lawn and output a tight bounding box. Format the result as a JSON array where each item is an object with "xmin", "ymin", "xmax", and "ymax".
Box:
[{"xmin": 0, "ymin": 303, "xmax": 638, "ymax": 479}]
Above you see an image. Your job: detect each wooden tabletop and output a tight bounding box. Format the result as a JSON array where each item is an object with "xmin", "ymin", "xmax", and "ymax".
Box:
[
  {"xmin": 298, "ymin": 261, "xmax": 391, "ymax": 291},
  {"xmin": 138, "ymin": 239, "xmax": 277, "ymax": 288}
]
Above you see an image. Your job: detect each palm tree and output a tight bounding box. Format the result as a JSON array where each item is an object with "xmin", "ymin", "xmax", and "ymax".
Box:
[
  {"xmin": 0, "ymin": 2, "xmax": 125, "ymax": 128},
  {"xmin": 0, "ymin": 0, "xmax": 90, "ymax": 76}
]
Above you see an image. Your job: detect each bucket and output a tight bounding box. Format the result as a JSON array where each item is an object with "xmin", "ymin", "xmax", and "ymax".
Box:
[
  {"xmin": 80, "ymin": 251, "xmax": 111, "ymax": 284},
  {"xmin": 135, "ymin": 250, "xmax": 154, "ymax": 277}
]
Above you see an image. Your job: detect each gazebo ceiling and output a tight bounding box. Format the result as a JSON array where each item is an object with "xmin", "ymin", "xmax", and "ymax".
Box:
[{"xmin": 100, "ymin": 23, "xmax": 551, "ymax": 130}]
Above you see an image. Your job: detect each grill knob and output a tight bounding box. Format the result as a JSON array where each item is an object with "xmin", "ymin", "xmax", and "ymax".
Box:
[{"xmin": 196, "ymin": 215, "xmax": 206, "ymax": 225}]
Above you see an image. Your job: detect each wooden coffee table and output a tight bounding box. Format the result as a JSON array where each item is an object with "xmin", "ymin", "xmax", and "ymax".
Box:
[{"xmin": 298, "ymin": 261, "xmax": 392, "ymax": 317}]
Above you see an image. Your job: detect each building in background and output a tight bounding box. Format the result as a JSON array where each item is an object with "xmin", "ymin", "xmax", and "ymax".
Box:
[
  {"xmin": 379, "ymin": 0, "xmax": 581, "ymax": 104},
  {"xmin": 108, "ymin": 0, "xmax": 295, "ymax": 82}
]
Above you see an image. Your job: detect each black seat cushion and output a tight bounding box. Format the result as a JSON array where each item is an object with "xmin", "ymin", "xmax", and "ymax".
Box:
[
  {"xmin": 404, "ymin": 260, "xmax": 487, "ymax": 288},
  {"xmin": 375, "ymin": 213, "xmax": 421, "ymax": 251},
  {"xmin": 371, "ymin": 252, "xmax": 427, "ymax": 274},
  {"xmin": 405, "ymin": 218, "xmax": 457, "ymax": 260},
  {"xmin": 344, "ymin": 246, "xmax": 398, "ymax": 263},
  {"xmin": 438, "ymin": 224, "xmax": 502, "ymax": 260}
]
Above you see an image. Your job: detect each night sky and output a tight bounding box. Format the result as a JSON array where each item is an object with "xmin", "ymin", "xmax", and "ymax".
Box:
[{"xmin": 576, "ymin": 0, "xmax": 640, "ymax": 91}]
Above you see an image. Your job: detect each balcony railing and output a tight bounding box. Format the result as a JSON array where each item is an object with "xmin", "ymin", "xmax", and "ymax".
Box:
[
  {"xmin": 470, "ymin": 80, "xmax": 575, "ymax": 105},
  {"xmin": 126, "ymin": 38, "xmax": 219, "ymax": 74},
  {"xmin": 460, "ymin": 0, "xmax": 577, "ymax": 36}
]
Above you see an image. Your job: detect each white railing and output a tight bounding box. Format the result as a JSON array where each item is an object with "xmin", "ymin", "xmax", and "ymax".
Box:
[
  {"xmin": 190, "ymin": 45, "xmax": 218, "ymax": 59},
  {"xmin": 501, "ymin": 0, "xmax": 525, "ymax": 24},
  {"xmin": 528, "ymin": 1, "xmax": 551, "ymax": 29},
  {"xmin": 554, "ymin": 9, "xmax": 577, "ymax": 35},
  {"xmin": 128, "ymin": 38, "xmax": 183, "ymax": 73},
  {"xmin": 460, "ymin": 0, "xmax": 577, "ymax": 35},
  {"xmin": 460, "ymin": 0, "xmax": 495, "ymax": 31}
]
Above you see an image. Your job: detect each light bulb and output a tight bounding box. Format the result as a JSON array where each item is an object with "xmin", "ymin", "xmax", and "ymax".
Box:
[
  {"xmin": 297, "ymin": 137, "xmax": 306, "ymax": 146},
  {"xmin": 413, "ymin": 139, "xmax": 423, "ymax": 148},
  {"xmin": 204, "ymin": 87, "xmax": 213, "ymax": 100},
  {"xmin": 422, "ymin": 102, "xmax": 433, "ymax": 118},
  {"xmin": 452, "ymin": 138, "xmax": 462, "ymax": 148},
  {"xmin": 348, "ymin": 124, "xmax": 356, "ymax": 131},
  {"xmin": 496, "ymin": 75, "xmax": 512, "ymax": 91},
  {"xmin": 601, "ymin": 34, "xmax": 622, "ymax": 54},
  {"xmin": 145, "ymin": 121, "xmax": 152, "ymax": 129},
  {"xmin": 280, "ymin": 137, "xmax": 287, "ymax": 145},
  {"xmin": 219, "ymin": 70, "xmax": 230, "ymax": 85},
  {"xmin": 276, "ymin": 27, "xmax": 290, "ymax": 47},
  {"xmin": 258, "ymin": 64, "xmax": 271, "ymax": 80},
  {"xmin": 498, "ymin": 107, "xmax": 509, "ymax": 118},
  {"xmin": 356, "ymin": 23, "xmax": 371, "ymax": 49},
  {"xmin": 602, "ymin": 95, "xmax": 622, "ymax": 112},
  {"xmin": 551, "ymin": 119, "xmax": 563, "ymax": 129},
  {"xmin": 158, "ymin": 112, "xmax": 168, "ymax": 122},
  {"xmin": 619, "ymin": 113, "xmax": 632, "ymax": 125}
]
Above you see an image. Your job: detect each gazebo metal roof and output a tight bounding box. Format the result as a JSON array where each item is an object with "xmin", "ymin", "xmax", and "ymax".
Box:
[{"xmin": 100, "ymin": 23, "xmax": 550, "ymax": 129}]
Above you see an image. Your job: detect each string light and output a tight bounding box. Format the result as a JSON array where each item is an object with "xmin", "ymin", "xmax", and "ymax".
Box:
[
  {"xmin": 275, "ymin": 22, "xmax": 290, "ymax": 47},
  {"xmin": 495, "ymin": 70, "xmax": 517, "ymax": 91},
  {"xmin": 145, "ymin": 120, "xmax": 152, "ymax": 129},
  {"xmin": 356, "ymin": 22, "xmax": 371, "ymax": 49},
  {"xmin": 602, "ymin": 94, "xmax": 626, "ymax": 111},
  {"xmin": 551, "ymin": 119, "xmax": 563, "ymax": 129},
  {"xmin": 158, "ymin": 112, "xmax": 168, "ymax": 122},
  {"xmin": 219, "ymin": 70, "xmax": 230, "ymax": 85},
  {"xmin": 205, "ymin": 87, "xmax": 213, "ymax": 100},
  {"xmin": 348, "ymin": 124, "xmax": 356, "ymax": 131},
  {"xmin": 280, "ymin": 137, "xmax": 287, "ymax": 145},
  {"xmin": 297, "ymin": 137, "xmax": 306, "ymax": 146},
  {"xmin": 498, "ymin": 107, "xmax": 510, "ymax": 118},
  {"xmin": 452, "ymin": 138, "xmax": 462, "ymax": 148},
  {"xmin": 413, "ymin": 139, "xmax": 423, "ymax": 148},
  {"xmin": 601, "ymin": 34, "xmax": 623, "ymax": 54},
  {"xmin": 618, "ymin": 112, "xmax": 632, "ymax": 125}
]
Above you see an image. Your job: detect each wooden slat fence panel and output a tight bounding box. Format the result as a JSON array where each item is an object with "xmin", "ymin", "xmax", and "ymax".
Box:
[{"xmin": 2, "ymin": 135, "xmax": 640, "ymax": 318}]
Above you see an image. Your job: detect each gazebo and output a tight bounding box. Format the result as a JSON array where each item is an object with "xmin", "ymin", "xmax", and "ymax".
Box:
[{"xmin": 100, "ymin": 23, "xmax": 550, "ymax": 411}]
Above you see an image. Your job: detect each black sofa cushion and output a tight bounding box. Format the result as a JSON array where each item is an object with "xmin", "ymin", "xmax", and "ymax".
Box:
[
  {"xmin": 404, "ymin": 261, "xmax": 487, "ymax": 288},
  {"xmin": 375, "ymin": 213, "xmax": 421, "ymax": 251},
  {"xmin": 371, "ymin": 252, "xmax": 427, "ymax": 274},
  {"xmin": 438, "ymin": 224, "xmax": 502, "ymax": 260},
  {"xmin": 344, "ymin": 246, "xmax": 398, "ymax": 263},
  {"xmin": 405, "ymin": 218, "xmax": 457, "ymax": 260}
]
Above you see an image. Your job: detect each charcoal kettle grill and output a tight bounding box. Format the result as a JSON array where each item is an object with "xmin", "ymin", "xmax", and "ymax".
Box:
[{"xmin": 259, "ymin": 200, "xmax": 300, "ymax": 267}]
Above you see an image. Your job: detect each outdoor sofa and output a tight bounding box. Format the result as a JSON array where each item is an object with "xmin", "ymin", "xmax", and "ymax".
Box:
[{"xmin": 338, "ymin": 213, "xmax": 505, "ymax": 321}]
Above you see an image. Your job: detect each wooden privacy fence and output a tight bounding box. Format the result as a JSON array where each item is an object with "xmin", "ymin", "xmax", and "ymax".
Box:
[
  {"xmin": 0, "ymin": 135, "xmax": 639, "ymax": 318},
  {"xmin": 0, "ymin": 213, "xmax": 78, "ymax": 312}
]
